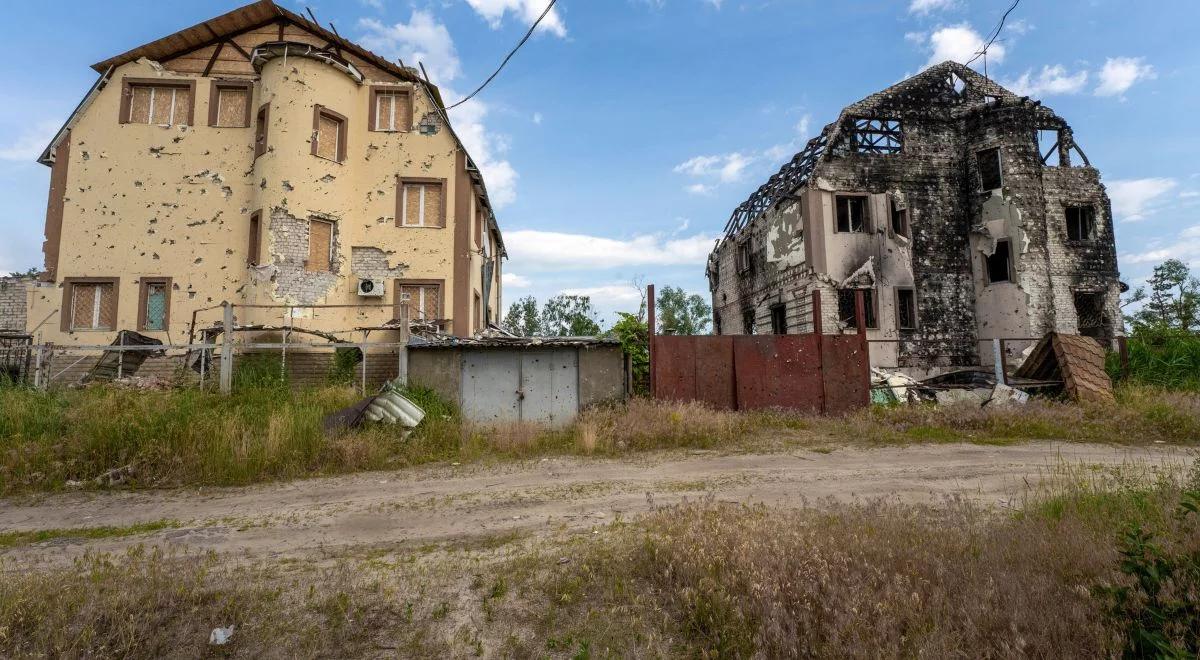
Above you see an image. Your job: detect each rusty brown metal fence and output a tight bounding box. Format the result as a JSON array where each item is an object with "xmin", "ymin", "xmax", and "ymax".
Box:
[{"xmin": 647, "ymin": 287, "xmax": 870, "ymax": 414}]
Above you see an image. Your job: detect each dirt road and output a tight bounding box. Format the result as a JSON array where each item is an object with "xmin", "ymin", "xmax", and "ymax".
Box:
[{"xmin": 1, "ymin": 442, "xmax": 1193, "ymax": 563}]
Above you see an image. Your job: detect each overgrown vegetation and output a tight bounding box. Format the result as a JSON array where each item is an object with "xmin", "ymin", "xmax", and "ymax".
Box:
[
  {"xmin": 2, "ymin": 465, "xmax": 1198, "ymax": 657},
  {"xmin": 2, "ymin": 383, "xmax": 1199, "ymax": 495}
]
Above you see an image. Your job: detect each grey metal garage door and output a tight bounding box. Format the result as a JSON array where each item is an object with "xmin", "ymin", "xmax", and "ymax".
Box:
[{"xmin": 460, "ymin": 348, "xmax": 579, "ymax": 426}]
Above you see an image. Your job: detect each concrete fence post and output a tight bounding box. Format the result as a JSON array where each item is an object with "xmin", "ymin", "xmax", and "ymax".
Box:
[
  {"xmin": 992, "ymin": 338, "xmax": 1005, "ymax": 386},
  {"xmin": 219, "ymin": 301, "xmax": 234, "ymax": 394},
  {"xmin": 397, "ymin": 302, "xmax": 410, "ymax": 386}
]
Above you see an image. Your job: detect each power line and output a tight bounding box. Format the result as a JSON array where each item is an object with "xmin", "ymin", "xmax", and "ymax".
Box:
[
  {"xmin": 965, "ymin": 0, "xmax": 1020, "ymax": 69},
  {"xmin": 444, "ymin": 0, "xmax": 559, "ymax": 110}
]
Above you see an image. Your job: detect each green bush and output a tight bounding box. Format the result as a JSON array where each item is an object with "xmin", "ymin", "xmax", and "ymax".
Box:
[{"xmin": 1111, "ymin": 334, "xmax": 1200, "ymax": 391}]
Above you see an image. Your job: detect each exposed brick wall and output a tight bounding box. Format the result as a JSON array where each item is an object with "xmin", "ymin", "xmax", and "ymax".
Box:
[
  {"xmin": 0, "ymin": 277, "xmax": 30, "ymax": 332},
  {"xmin": 269, "ymin": 207, "xmax": 340, "ymax": 304}
]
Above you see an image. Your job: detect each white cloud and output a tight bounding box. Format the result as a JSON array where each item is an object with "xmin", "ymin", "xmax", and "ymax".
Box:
[
  {"xmin": 1121, "ymin": 224, "xmax": 1200, "ymax": 266},
  {"xmin": 502, "ymin": 272, "xmax": 531, "ymax": 288},
  {"xmin": 0, "ymin": 120, "xmax": 59, "ymax": 161},
  {"xmin": 532, "ymin": 112, "xmax": 543, "ymax": 124},
  {"xmin": 685, "ymin": 183, "xmax": 714, "ymax": 196},
  {"xmin": 795, "ymin": 113, "xmax": 811, "ymax": 138},
  {"xmin": 673, "ymin": 153, "xmax": 753, "ymax": 183},
  {"xmin": 463, "ymin": 0, "xmax": 567, "ymax": 37},
  {"xmin": 908, "ymin": 0, "xmax": 956, "ymax": 15},
  {"xmin": 560, "ymin": 283, "xmax": 644, "ymax": 305},
  {"xmin": 1108, "ymin": 178, "xmax": 1177, "ymax": 222},
  {"xmin": 1095, "ymin": 57, "xmax": 1156, "ymax": 97},
  {"xmin": 358, "ymin": 12, "xmax": 519, "ymax": 207},
  {"xmin": 505, "ymin": 230, "xmax": 718, "ymax": 269},
  {"xmin": 1002, "ymin": 64, "xmax": 1088, "ymax": 97},
  {"xmin": 1180, "ymin": 191, "xmax": 1200, "ymax": 200},
  {"xmin": 922, "ymin": 24, "xmax": 1005, "ymax": 69},
  {"xmin": 360, "ymin": 0, "xmax": 384, "ymax": 9}
]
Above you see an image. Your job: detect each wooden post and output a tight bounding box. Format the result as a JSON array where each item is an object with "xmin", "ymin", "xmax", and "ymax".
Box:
[
  {"xmin": 646, "ymin": 284, "xmax": 656, "ymax": 398},
  {"xmin": 397, "ymin": 302, "xmax": 410, "ymax": 386},
  {"xmin": 1117, "ymin": 336, "xmax": 1130, "ymax": 380},
  {"xmin": 219, "ymin": 301, "xmax": 234, "ymax": 394}
]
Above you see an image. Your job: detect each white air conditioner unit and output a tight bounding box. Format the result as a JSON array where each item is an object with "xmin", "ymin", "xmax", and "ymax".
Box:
[{"xmin": 357, "ymin": 278, "xmax": 385, "ymax": 297}]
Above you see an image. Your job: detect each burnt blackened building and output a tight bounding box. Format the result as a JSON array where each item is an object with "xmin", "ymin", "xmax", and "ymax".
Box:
[{"xmin": 707, "ymin": 62, "xmax": 1121, "ymax": 371}]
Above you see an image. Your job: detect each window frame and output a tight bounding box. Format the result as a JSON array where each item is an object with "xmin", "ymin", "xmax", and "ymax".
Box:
[
  {"xmin": 305, "ymin": 218, "xmax": 336, "ymax": 273},
  {"xmin": 396, "ymin": 177, "xmax": 448, "ymax": 228},
  {"xmin": 985, "ymin": 238, "xmax": 1014, "ymax": 284},
  {"xmin": 136, "ymin": 277, "xmax": 172, "ymax": 332},
  {"xmin": 895, "ymin": 287, "xmax": 918, "ymax": 331},
  {"xmin": 311, "ymin": 104, "xmax": 348, "ymax": 163},
  {"xmin": 368, "ymin": 86, "xmax": 412, "ymax": 132},
  {"xmin": 890, "ymin": 197, "xmax": 910, "ymax": 238},
  {"xmin": 838, "ymin": 288, "xmax": 878, "ymax": 330},
  {"xmin": 769, "ymin": 303, "xmax": 787, "ymax": 335},
  {"xmin": 60, "ymin": 277, "xmax": 120, "ymax": 333},
  {"xmin": 835, "ymin": 195, "xmax": 870, "ymax": 233},
  {"xmin": 207, "ymin": 80, "xmax": 253, "ymax": 128},
  {"xmin": 254, "ymin": 103, "xmax": 270, "ymax": 160},
  {"xmin": 119, "ymin": 78, "xmax": 197, "ymax": 127},
  {"xmin": 248, "ymin": 210, "xmax": 262, "ymax": 266},
  {"xmin": 395, "ymin": 279, "xmax": 446, "ymax": 325},
  {"xmin": 977, "ymin": 147, "xmax": 1003, "ymax": 191},
  {"xmin": 736, "ymin": 240, "xmax": 753, "ymax": 274},
  {"xmin": 1065, "ymin": 205, "xmax": 1097, "ymax": 242}
]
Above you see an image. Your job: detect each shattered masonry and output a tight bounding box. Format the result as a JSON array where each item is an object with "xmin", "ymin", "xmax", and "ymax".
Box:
[{"xmin": 708, "ymin": 61, "xmax": 1122, "ymax": 373}]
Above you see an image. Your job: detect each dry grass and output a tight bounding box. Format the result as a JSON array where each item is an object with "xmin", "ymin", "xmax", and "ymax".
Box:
[{"xmin": 3, "ymin": 467, "xmax": 1198, "ymax": 658}]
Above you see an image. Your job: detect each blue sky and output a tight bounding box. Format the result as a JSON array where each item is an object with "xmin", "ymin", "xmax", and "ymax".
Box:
[{"xmin": 1, "ymin": 0, "xmax": 1197, "ymax": 326}]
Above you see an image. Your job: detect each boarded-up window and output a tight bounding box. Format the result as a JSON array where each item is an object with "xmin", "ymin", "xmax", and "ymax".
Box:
[
  {"xmin": 248, "ymin": 211, "xmax": 261, "ymax": 265},
  {"xmin": 127, "ymin": 84, "xmax": 192, "ymax": 126},
  {"xmin": 69, "ymin": 282, "xmax": 116, "ymax": 331},
  {"xmin": 312, "ymin": 107, "xmax": 347, "ymax": 162},
  {"xmin": 140, "ymin": 279, "xmax": 170, "ymax": 332},
  {"xmin": 373, "ymin": 90, "xmax": 411, "ymax": 131},
  {"xmin": 399, "ymin": 283, "xmax": 441, "ymax": 322},
  {"xmin": 400, "ymin": 182, "xmax": 445, "ymax": 227},
  {"xmin": 254, "ymin": 104, "xmax": 269, "ymax": 159},
  {"xmin": 307, "ymin": 220, "xmax": 334, "ymax": 272},
  {"xmin": 214, "ymin": 86, "xmax": 250, "ymax": 127}
]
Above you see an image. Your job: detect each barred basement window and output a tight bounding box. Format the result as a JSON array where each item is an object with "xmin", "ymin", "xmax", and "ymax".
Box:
[
  {"xmin": 836, "ymin": 195, "xmax": 869, "ymax": 233},
  {"xmin": 851, "ymin": 118, "xmax": 903, "ymax": 154},
  {"xmin": 1066, "ymin": 205, "xmax": 1096, "ymax": 241}
]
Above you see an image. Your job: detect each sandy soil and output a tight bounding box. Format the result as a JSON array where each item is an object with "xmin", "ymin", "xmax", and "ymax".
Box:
[{"xmin": 1, "ymin": 442, "xmax": 1193, "ymax": 564}]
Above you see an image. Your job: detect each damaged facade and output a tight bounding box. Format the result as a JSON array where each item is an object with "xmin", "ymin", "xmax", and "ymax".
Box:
[
  {"xmin": 26, "ymin": 0, "xmax": 504, "ymax": 344},
  {"xmin": 708, "ymin": 62, "xmax": 1122, "ymax": 371}
]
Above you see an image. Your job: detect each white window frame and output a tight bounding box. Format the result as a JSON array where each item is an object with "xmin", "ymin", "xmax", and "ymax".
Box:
[
  {"xmin": 401, "ymin": 184, "xmax": 430, "ymax": 227},
  {"xmin": 72, "ymin": 283, "xmax": 104, "ymax": 330},
  {"xmin": 138, "ymin": 87, "xmax": 180, "ymax": 126},
  {"xmin": 376, "ymin": 93, "xmax": 397, "ymax": 131},
  {"xmin": 401, "ymin": 286, "xmax": 437, "ymax": 320}
]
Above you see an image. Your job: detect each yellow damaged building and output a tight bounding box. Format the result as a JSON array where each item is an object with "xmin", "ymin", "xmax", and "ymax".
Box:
[{"xmin": 29, "ymin": 0, "xmax": 504, "ymax": 345}]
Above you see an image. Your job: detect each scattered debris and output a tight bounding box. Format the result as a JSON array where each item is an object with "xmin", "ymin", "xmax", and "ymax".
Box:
[
  {"xmin": 322, "ymin": 379, "xmax": 424, "ymax": 436},
  {"xmin": 209, "ymin": 625, "xmax": 235, "ymax": 646},
  {"xmin": 94, "ymin": 464, "xmax": 136, "ymax": 487},
  {"xmin": 1014, "ymin": 332, "xmax": 1114, "ymax": 403}
]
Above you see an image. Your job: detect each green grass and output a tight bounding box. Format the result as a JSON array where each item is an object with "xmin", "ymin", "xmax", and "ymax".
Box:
[
  {"xmin": 1109, "ymin": 334, "xmax": 1200, "ymax": 391},
  {"xmin": 0, "ymin": 519, "xmax": 182, "ymax": 549}
]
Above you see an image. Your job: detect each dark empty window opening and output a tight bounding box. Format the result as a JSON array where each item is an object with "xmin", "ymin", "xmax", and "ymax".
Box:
[
  {"xmin": 896, "ymin": 288, "xmax": 918, "ymax": 330},
  {"xmin": 714, "ymin": 313, "xmax": 722, "ymax": 335},
  {"xmin": 986, "ymin": 239, "xmax": 1013, "ymax": 284},
  {"xmin": 736, "ymin": 241, "xmax": 753, "ymax": 273},
  {"xmin": 770, "ymin": 304, "xmax": 787, "ymax": 335},
  {"xmin": 254, "ymin": 104, "xmax": 269, "ymax": 159},
  {"xmin": 838, "ymin": 288, "xmax": 877, "ymax": 330},
  {"xmin": 1066, "ymin": 205, "xmax": 1096, "ymax": 241},
  {"xmin": 851, "ymin": 118, "xmax": 903, "ymax": 154},
  {"xmin": 977, "ymin": 148, "xmax": 1003, "ymax": 191},
  {"xmin": 248, "ymin": 211, "xmax": 261, "ymax": 265},
  {"xmin": 836, "ymin": 195, "xmax": 869, "ymax": 233},
  {"xmin": 1073, "ymin": 291, "xmax": 1107, "ymax": 340},
  {"xmin": 742, "ymin": 309, "xmax": 756, "ymax": 335},
  {"xmin": 890, "ymin": 199, "xmax": 909, "ymax": 238}
]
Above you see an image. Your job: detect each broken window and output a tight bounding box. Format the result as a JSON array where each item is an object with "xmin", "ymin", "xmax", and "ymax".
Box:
[
  {"xmin": 770, "ymin": 304, "xmax": 787, "ymax": 335},
  {"xmin": 836, "ymin": 195, "xmax": 869, "ymax": 233},
  {"xmin": 67, "ymin": 280, "xmax": 117, "ymax": 331},
  {"xmin": 1065, "ymin": 205, "xmax": 1097, "ymax": 241},
  {"xmin": 247, "ymin": 211, "xmax": 261, "ymax": 266},
  {"xmin": 138, "ymin": 278, "xmax": 170, "ymax": 332},
  {"xmin": 399, "ymin": 282, "xmax": 442, "ymax": 324},
  {"xmin": 1073, "ymin": 291, "xmax": 1107, "ymax": 340},
  {"xmin": 399, "ymin": 181, "xmax": 446, "ymax": 227},
  {"xmin": 851, "ymin": 118, "xmax": 903, "ymax": 154},
  {"xmin": 306, "ymin": 219, "xmax": 334, "ymax": 272},
  {"xmin": 890, "ymin": 198, "xmax": 909, "ymax": 238},
  {"xmin": 838, "ymin": 288, "xmax": 877, "ymax": 329},
  {"xmin": 210, "ymin": 82, "xmax": 251, "ymax": 128},
  {"xmin": 1038, "ymin": 130, "xmax": 1061, "ymax": 167},
  {"xmin": 742, "ymin": 309, "xmax": 756, "ymax": 335},
  {"xmin": 254, "ymin": 104, "xmax": 269, "ymax": 159},
  {"xmin": 313, "ymin": 107, "xmax": 347, "ymax": 162},
  {"xmin": 896, "ymin": 288, "xmax": 918, "ymax": 330},
  {"xmin": 977, "ymin": 148, "xmax": 1003, "ymax": 191},
  {"xmin": 736, "ymin": 240, "xmax": 753, "ymax": 274},
  {"xmin": 986, "ymin": 239, "xmax": 1012, "ymax": 284},
  {"xmin": 125, "ymin": 82, "xmax": 192, "ymax": 126},
  {"xmin": 371, "ymin": 88, "xmax": 412, "ymax": 132}
]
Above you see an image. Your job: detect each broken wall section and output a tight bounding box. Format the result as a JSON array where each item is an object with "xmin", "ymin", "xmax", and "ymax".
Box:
[{"xmin": 0, "ymin": 277, "xmax": 31, "ymax": 332}]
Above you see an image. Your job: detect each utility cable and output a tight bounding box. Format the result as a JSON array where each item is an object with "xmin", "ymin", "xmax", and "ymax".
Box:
[
  {"xmin": 446, "ymin": 0, "xmax": 559, "ymax": 110},
  {"xmin": 965, "ymin": 0, "xmax": 1020, "ymax": 68}
]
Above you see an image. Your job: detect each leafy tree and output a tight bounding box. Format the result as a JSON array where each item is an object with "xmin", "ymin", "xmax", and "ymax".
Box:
[
  {"xmin": 541, "ymin": 295, "xmax": 601, "ymax": 336},
  {"xmin": 502, "ymin": 296, "xmax": 541, "ymax": 336},
  {"xmin": 1126, "ymin": 259, "xmax": 1200, "ymax": 334},
  {"xmin": 609, "ymin": 312, "xmax": 649, "ymax": 395},
  {"xmin": 656, "ymin": 285, "xmax": 712, "ymax": 335}
]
